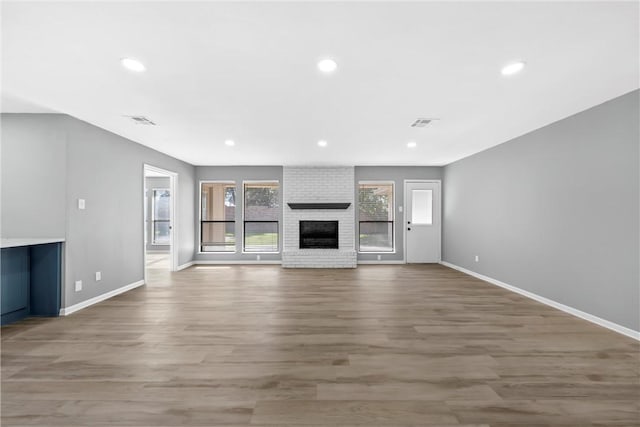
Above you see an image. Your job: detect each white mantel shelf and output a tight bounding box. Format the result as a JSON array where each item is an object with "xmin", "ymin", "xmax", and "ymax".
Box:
[{"xmin": 1, "ymin": 238, "xmax": 65, "ymax": 249}]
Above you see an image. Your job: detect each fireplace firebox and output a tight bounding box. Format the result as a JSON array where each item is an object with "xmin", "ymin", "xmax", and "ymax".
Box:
[{"xmin": 299, "ymin": 220, "xmax": 339, "ymax": 249}]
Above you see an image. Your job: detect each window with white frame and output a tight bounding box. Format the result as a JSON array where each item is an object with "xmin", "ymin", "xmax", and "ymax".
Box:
[
  {"xmin": 358, "ymin": 182, "xmax": 394, "ymax": 252},
  {"xmin": 243, "ymin": 181, "xmax": 279, "ymax": 252},
  {"xmin": 200, "ymin": 182, "xmax": 236, "ymax": 252}
]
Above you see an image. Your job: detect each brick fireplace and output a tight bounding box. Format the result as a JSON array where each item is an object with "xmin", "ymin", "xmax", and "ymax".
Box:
[{"xmin": 282, "ymin": 166, "xmax": 357, "ymax": 268}]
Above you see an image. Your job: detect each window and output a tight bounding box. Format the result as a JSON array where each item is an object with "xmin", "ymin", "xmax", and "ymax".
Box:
[
  {"xmin": 152, "ymin": 189, "xmax": 170, "ymax": 245},
  {"xmin": 244, "ymin": 181, "xmax": 279, "ymax": 252},
  {"xmin": 358, "ymin": 182, "xmax": 394, "ymax": 252},
  {"xmin": 200, "ymin": 182, "xmax": 236, "ymax": 252},
  {"xmin": 411, "ymin": 189, "xmax": 433, "ymax": 225}
]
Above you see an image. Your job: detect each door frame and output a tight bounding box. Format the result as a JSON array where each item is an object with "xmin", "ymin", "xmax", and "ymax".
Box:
[
  {"xmin": 143, "ymin": 164, "xmax": 179, "ymax": 281},
  {"xmin": 403, "ymin": 179, "xmax": 442, "ymax": 264}
]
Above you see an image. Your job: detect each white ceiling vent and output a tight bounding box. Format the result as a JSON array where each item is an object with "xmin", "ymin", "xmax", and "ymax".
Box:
[
  {"xmin": 125, "ymin": 115, "xmax": 156, "ymax": 125},
  {"xmin": 410, "ymin": 118, "xmax": 437, "ymax": 128}
]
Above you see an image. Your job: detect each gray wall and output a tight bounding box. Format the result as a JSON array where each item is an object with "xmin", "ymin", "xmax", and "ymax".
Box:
[
  {"xmin": 355, "ymin": 166, "xmax": 443, "ymax": 262},
  {"xmin": 145, "ymin": 176, "xmax": 171, "ymax": 251},
  {"xmin": 195, "ymin": 166, "xmax": 283, "ymax": 262},
  {"xmin": 442, "ymin": 90, "xmax": 639, "ymax": 331},
  {"xmin": 1, "ymin": 115, "xmax": 67, "ymax": 237},
  {"xmin": 1, "ymin": 114, "xmax": 196, "ymax": 309}
]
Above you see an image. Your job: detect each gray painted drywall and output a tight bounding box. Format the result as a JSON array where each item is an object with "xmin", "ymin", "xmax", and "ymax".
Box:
[
  {"xmin": 195, "ymin": 166, "xmax": 283, "ymax": 261},
  {"xmin": 1, "ymin": 114, "xmax": 196, "ymax": 309},
  {"xmin": 354, "ymin": 166, "xmax": 443, "ymax": 261},
  {"xmin": 145, "ymin": 177, "xmax": 171, "ymax": 251},
  {"xmin": 1, "ymin": 114, "xmax": 67, "ymax": 238},
  {"xmin": 443, "ymin": 90, "xmax": 640, "ymax": 332}
]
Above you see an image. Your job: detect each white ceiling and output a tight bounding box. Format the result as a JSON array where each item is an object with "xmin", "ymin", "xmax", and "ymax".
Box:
[{"xmin": 2, "ymin": 1, "xmax": 638, "ymax": 166}]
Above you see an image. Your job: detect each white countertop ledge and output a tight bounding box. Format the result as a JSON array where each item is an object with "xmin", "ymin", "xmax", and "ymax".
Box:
[{"xmin": 1, "ymin": 238, "xmax": 65, "ymax": 249}]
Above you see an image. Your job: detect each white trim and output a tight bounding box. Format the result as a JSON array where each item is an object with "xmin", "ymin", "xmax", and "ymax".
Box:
[
  {"xmin": 440, "ymin": 261, "xmax": 640, "ymax": 341},
  {"xmin": 242, "ymin": 179, "xmax": 281, "ymax": 253},
  {"xmin": 194, "ymin": 260, "xmax": 282, "ymax": 265},
  {"xmin": 358, "ymin": 260, "xmax": 406, "ymax": 265},
  {"xmin": 60, "ymin": 280, "xmax": 145, "ymax": 316},
  {"xmin": 199, "ymin": 180, "xmax": 238, "ymax": 254},
  {"xmin": 357, "ymin": 180, "xmax": 396, "ymax": 255},
  {"xmin": 176, "ymin": 261, "xmax": 195, "ymax": 271},
  {"xmin": 403, "ymin": 179, "xmax": 442, "ymax": 264}
]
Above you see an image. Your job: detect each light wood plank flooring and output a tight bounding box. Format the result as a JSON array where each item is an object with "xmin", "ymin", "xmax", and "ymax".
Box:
[
  {"xmin": 145, "ymin": 252, "xmax": 170, "ymax": 269},
  {"xmin": 2, "ymin": 265, "xmax": 639, "ymax": 426}
]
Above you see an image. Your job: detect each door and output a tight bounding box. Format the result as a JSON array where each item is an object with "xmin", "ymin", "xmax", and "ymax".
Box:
[
  {"xmin": 405, "ymin": 181, "xmax": 441, "ymax": 263},
  {"xmin": 151, "ymin": 189, "xmax": 171, "ymax": 246}
]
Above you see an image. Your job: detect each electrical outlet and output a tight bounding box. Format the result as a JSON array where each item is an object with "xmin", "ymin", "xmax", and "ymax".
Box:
[
  {"xmin": 256, "ymin": 255, "xmax": 261, "ymax": 261},
  {"xmin": 78, "ymin": 199, "xmax": 86, "ymax": 210},
  {"xmin": 377, "ymin": 255, "xmax": 381, "ymax": 261},
  {"xmin": 75, "ymin": 280, "xmax": 82, "ymax": 292},
  {"xmin": 475, "ymin": 255, "xmax": 479, "ymax": 262},
  {"xmin": 95, "ymin": 271, "xmax": 101, "ymax": 281}
]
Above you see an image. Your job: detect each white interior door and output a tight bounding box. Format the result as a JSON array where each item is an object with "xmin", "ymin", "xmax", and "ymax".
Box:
[{"xmin": 405, "ymin": 181, "xmax": 441, "ymax": 263}]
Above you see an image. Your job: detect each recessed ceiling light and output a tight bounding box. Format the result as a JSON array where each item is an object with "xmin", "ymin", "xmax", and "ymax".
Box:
[
  {"xmin": 225, "ymin": 140, "xmax": 235, "ymax": 146},
  {"xmin": 501, "ymin": 61, "xmax": 526, "ymax": 76},
  {"xmin": 317, "ymin": 140, "xmax": 328, "ymax": 147},
  {"xmin": 317, "ymin": 59, "xmax": 337, "ymax": 73},
  {"xmin": 407, "ymin": 141, "xmax": 417, "ymax": 148},
  {"xmin": 121, "ymin": 57, "xmax": 146, "ymax": 72}
]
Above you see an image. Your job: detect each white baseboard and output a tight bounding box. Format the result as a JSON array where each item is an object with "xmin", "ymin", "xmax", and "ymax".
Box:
[
  {"xmin": 60, "ymin": 280, "xmax": 145, "ymax": 316},
  {"xmin": 189, "ymin": 260, "xmax": 406, "ymax": 267},
  {"xmin": 194, "ymin": 260, "xmax": 282, "ymax": 265},
  {"xmin": 176, "ymin": 261, "xmax": 194, "ymax": 271},
  {"xmin": 440, "ymin": 261, "xmax": 639, "ymax": 341},
  {"xmin": 358, "ymin": 260, "xmax": 406, "ymax": 265}
]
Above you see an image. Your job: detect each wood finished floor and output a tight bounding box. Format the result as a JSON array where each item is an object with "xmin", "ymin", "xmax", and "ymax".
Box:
[{"xmin": 2, "ymin": 264, "xmax": 639, "ymax": 426}]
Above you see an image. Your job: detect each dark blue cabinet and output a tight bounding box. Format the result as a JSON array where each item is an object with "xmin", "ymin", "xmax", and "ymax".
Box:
[
  {"xmin": 1, "ymin": 247, "xmax": 30, "ymax": 322},
  {"xmin": 1, "ymin": 242, "xmax": 62, "ymax": 325},
  {"xmin": 30, "ymin": 243, "xmax": 62, "ymax": 317}
]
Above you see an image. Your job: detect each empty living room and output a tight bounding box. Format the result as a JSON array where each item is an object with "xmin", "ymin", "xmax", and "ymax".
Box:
[{"xmin": 1, "ymin": 1, "xmax": 638, "ymax": 426}]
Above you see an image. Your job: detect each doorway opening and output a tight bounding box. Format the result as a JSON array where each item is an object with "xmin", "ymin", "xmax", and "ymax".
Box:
[{"xmin": 144, "ymin": 164, "xmax": 178, "ymax": 281}]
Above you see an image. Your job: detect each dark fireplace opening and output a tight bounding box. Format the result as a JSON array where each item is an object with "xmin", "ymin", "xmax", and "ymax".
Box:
[{"xmin": 299, "ymin": 220, "xmax": 339, "ymax": 249}]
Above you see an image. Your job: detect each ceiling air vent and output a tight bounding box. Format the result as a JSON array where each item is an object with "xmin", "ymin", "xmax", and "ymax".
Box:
[
  {"xmin": 126, "ymin": 115, "xmax": 156, "ymax": 125},
  {"xmin": 410, "ymin": 118, "xmax": 437, "ymax": 128}
]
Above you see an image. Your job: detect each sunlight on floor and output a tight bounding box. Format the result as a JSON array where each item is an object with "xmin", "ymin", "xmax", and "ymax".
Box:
[{"xmin": 145, "ymin": 252, "xmax": 169, "ymax": 269}]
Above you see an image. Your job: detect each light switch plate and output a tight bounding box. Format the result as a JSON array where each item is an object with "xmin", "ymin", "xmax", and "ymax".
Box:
[{"xmin": 78, "ymin": 199, "xmax": 86, "ymax": 210}]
